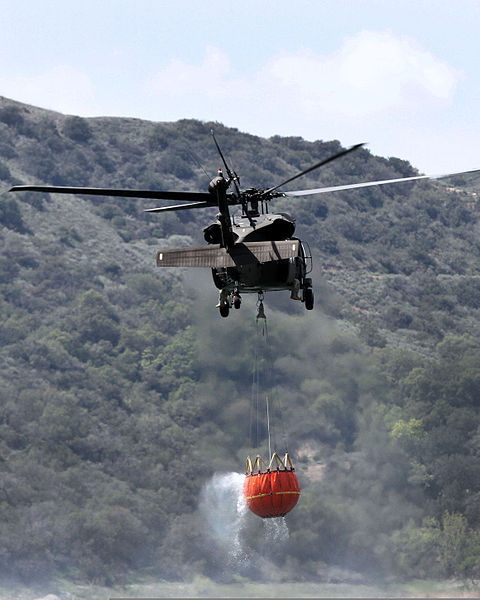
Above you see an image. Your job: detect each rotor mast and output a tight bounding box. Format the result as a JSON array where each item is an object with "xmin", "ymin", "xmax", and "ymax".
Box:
[{"xmin": 211, "ymin": 130, "xmax": 261, "ymax": 227}]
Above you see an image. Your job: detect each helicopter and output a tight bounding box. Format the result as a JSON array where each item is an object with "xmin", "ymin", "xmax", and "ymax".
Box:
[{"xmin": 9, "ymin": 133, "xmax": 480, "ymax": 317}]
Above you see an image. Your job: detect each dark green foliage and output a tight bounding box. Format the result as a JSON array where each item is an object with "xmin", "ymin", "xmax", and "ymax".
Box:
[
  {"xmin": 456, "ymin": 278, "xmax": 480, "ymax": 308},
  {"xmin": 63, "ymin": 116, "xmax": 92, "ymax": 142},
  {"xmin": 0, "ymin": 142, "xmax": 17, "ymax": 159},
  {"xmin": 17, "ymin": 190, "xmax": 50, "ymax": 211},
  {"xmin": 0, "ymin": 256, "xmax": 20, "ymax": 283},
  {"xmin": 158, "ymin": 152, "xmax": 195, "ymax": 180},
  {"xmin": 1, "ymin": 97, "xmax": 480, "ymax": 585},
  {"xmin": 148, "ymin": 124, "xmax": 173, "ymax": 151},
  {"xmin": 0, "ymin": 105, "xmax": 24, "ymax": 127},
  {"xmin": 0, "ymin": 197, "xmax": 28, "ymax": 232},
  {"xmin": 20, "ymin": 140, "xmax": 59, "ymax": 182},
  {"xmin": 0, "ymin": 161, "xmax": 11, "ymax": 181},
  {"xmin": 71, "ymin": 290, "xmax": 121, "ymax": 345}
]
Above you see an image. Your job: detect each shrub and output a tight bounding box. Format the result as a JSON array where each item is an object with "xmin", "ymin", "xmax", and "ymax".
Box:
[{"xmin": 63, "ymin": 116, "xmax": 92, "ymax": 142}]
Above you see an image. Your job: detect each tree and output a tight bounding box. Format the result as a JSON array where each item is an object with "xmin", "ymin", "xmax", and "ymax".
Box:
[{"xmin": 63, "ymin": 116, "xmax": 92, "ymax": 142}]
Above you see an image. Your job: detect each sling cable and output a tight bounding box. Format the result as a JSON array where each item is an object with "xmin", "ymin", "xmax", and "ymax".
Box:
[{"xmin": 243, "ymin": 294, "xmax": 300, "ymax": 519}]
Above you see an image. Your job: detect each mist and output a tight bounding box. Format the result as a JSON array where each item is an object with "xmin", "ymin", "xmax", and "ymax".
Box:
[{"xmin": 199, "ymin": 472, "xmax": 248, "ymax": 567}]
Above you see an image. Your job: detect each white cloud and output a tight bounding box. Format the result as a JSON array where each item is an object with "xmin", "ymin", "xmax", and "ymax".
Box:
[
  {"xmin": 148, "ymin": 45, "xmax": 250, "ymax": 100},
  {"xmin": 0, "ymin": 65, "xmax": 98, "ymax": 116},
  {"xmin": 261, "ymin": 30, "xmax": 460, "ymax": 117},
  {"xmin": 143, "ymin": 31, "xmax": 461, "ymax": 171},
  {"xmin": 145, "ymin": 31, "xmax": 459, "ymax": 121}
]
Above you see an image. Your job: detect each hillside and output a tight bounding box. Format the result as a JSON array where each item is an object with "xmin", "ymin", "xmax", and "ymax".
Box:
[{"xmin": 1, "ymin": 95, "xmax": 480, "ymax": 585}]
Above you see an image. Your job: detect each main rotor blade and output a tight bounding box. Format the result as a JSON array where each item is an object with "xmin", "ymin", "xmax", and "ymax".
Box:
[
  {"xmin": 264, "ymin": 142, "xmax": 365, "ymax": 195},
  {"xmin": 9, "ymin": 184, "xmax": 212, "ymax": 202},
  {"xmin": 211, "ymin": 130, "xmax": 231, "ymax": 177},
  {"xmin": 286, "ymin": 168, "xmax": 480, "ymax": 197},
  {"xmin": 211, "ymin": 130, "xmax": 241, "ymax": 198},
  {"xmin": 144, "ymin": 201, "xmax": 216, "ymax": 213}
]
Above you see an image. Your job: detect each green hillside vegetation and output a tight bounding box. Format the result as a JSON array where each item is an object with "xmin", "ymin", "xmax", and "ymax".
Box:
[{"xmin": 1, "ymin": 95, "xmax": 480, "ymax": 585}]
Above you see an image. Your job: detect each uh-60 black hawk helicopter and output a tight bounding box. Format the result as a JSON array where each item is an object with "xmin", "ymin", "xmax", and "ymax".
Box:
[{"xmin": 10, "ymin": 133, "xmax": 480, "ymax": 317}]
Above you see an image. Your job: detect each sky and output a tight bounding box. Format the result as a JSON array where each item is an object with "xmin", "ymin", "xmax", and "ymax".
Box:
[{"xmin": 1, "ymin": 0, "xmax": 479, "ymax": 173}]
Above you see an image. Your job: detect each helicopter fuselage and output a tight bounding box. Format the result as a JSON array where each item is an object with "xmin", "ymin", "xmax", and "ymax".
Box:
[
  {"xmin": 203, "ymin": 211, "xmax": 296, "ymax": 245},
  {"xmin": 211, "ymin": 241, "xmax": 309, "ymax": 294},
  {"xmin": 203, "ymin": 210, "xmax": 308, "ymax": 294}
]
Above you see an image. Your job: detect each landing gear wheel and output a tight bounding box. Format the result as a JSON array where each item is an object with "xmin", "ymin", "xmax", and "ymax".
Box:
[
  {"xmin": 304, "ymin": 286, "xmax": 314, "ymax": 310},
  {"xmin": 219, "ymin": 304, "xmax": 230, "ymax": 318},
  {"xmin": 233, "ymin": 296, "xmax": 241, "ymax": 309}
]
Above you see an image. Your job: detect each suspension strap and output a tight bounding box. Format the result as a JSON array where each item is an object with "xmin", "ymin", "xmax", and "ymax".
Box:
[
  {"xmin": 249, "ymin": 293, "xmax": 289, "ymax": 456},
  {"xmin": 250, "ymin": 320, "xmax": 260, "ymax": 448},
  {"xmin": 260, "ymin": 295, "xmax": 289, "ymax": 454},
  {"xmin": 250, "ymin": 294, "xmax": 265, "ymax": 448}
]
